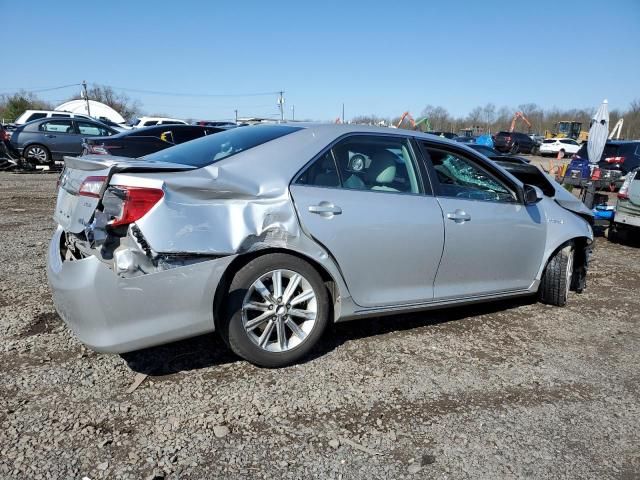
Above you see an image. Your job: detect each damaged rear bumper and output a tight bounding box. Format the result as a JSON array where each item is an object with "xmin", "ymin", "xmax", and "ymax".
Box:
[{"xmin": 47, "ymin": 226, "xmax": 235, "ymax": 353}]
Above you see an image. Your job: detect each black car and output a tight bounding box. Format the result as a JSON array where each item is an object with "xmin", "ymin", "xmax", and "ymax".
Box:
[
  {"xmin": 493, "ymin": 131, "xmax": 537, "ymax": 154},
  {"xmin": 9, "ymin": 118, "xmax": 117, "ymax": 164},
  {"xmin": 563, "ymin": 141, "xmax": 640, "ymax": 189},
  {"xmin": 82, "ymin": 124, "xmax": 225, "ymax": 158},
  {"xmin": 467, "ymin": 144, "xmax": 530, "ymax": 164},
  {"xmin": 427, "ymin": 131, "xmax": 457, "ymax": 139}
]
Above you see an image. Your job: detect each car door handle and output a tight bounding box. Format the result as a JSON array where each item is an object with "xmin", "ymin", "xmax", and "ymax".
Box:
[
  {"xmin": 45, "ymin": 134, "xmax": 56, "ymax": 138},
  {"xmin": 447, "ymin": 209, "xmax": 471, "ymax": 223},
  {"xmin": 308, "ymin": 202, "xmax": 342, "ymax": 217}
]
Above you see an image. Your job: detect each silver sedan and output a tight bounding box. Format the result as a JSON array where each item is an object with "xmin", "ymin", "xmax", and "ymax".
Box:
[{"xmin": 47, "ymin": 124, "xmax": 593, "ymax": 367}]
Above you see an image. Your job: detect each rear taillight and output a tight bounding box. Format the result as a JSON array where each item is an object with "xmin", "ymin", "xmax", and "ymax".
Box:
[
  {"xmin": 79, "ymin": 176, "xmax": 107, "ymax": 197},
  {"xmin": 618, "ymin": 170, "xmax": 637, "ymax": 199},
  {"xmin": 108, "ymin": 186, "xmax": 164, "ymax": 227},
  {"xmin": 85, "ymin": 143, "xmax": 121, "ymax": 155},
  {"xmin": 604, "ymin": 156, "xmax": 625, "ymax": 164},
  {"xmin": 591, "ymin": 168, "xmax": 602, "ymax": 180},
  {"xmin": 0, "ymin": 130, "xmax": 7, "ymax": 142}
]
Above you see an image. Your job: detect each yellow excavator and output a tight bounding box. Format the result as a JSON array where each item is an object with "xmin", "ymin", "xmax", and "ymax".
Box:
[{"xmin": 545, "ymin": 121, "xmax": 589, "ymax": 143}]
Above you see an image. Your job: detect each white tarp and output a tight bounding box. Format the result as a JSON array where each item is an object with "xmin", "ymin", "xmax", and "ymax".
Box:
[
  {"xmin": 587, "ymin": 99, "xmax": 609, "ymax": 164},
  {"xmin": 55, "ymin": 100, "xmax": 126, "ymax": 125}
]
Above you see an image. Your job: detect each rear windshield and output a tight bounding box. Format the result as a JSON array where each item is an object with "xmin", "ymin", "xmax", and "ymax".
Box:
[
  {"xmin": 543, "ymin": 139, "xmax": 556, "ymax": 143},
  {"xmin": 143, "ymin": 124, "xmax": 302, "ymax": 167},
  {"xmin": 575, "ymin": 143, "xmax": 624, "ymax": 161},
  {"xmin": 495, "ymin": 131, "xmax": 510, "ymax": 137}
]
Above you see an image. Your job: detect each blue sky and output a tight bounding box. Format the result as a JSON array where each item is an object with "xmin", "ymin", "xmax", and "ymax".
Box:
[{"xmin": 2, "ymin": 0, "xmax": 639, "ymax": 121}]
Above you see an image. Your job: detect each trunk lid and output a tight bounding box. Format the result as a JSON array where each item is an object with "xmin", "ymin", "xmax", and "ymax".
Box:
[{"xmin": 54, "ymin": 155, "xmax": 194, "ymax": 233}]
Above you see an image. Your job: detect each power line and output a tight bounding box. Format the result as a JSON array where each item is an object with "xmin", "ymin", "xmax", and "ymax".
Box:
[
  {"xmin": 0, "ymin": 83, "xmax": 81, "ymax": 95},
  {"xmin": 107, "ymin": 85, "xmax": 281, "ymax": 98}
]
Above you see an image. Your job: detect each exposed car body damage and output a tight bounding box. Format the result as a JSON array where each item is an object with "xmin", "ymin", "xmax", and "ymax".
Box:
[{"xmin": 48, "ymin": 124, "xmax": 593, "ymax": 359}]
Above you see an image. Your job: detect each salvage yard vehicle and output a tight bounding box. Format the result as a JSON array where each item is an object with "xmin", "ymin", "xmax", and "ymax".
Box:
[
  {"xmin": 493, "ymin": 131, "xmax": 537, "ymax": 154},
  {"xmin": 129, "ymin": 117, "xmax": 188, "ymax": 128},
  {"xmin": 10, "ymin": 117, "xmax": 117, "ymax": 165},
  {"xmin": 609, "ymin": 167, "xmax": 640, "ymax": 240},
  {"xmin": 563, "ymin": 140, "xmax": 640, "ymax": 190},
  {"xmin": 12, "ymin": 109, "xmax": 94, "ymax": 126},
  {"xmin": 466, "ymin": 144, "xmax": 530, "ymax": 164},
  {"xmin": 82, "ymin": 124, "xmax": 226, "ymax": 157},
  {"xmin": 47, "ymin": 124, "xmax": 593, "ymax": 367},
  {"xmin": 539, "ymin": 138, "xmax": 581, "ymax": 157}
]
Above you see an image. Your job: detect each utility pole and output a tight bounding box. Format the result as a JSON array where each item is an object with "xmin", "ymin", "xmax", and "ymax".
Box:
[
  {"xmin": 82, "ymin": 80, "xmax": 91, "ymax": 117},
  {"xmin": 277, "ymin": 91, "xmax": 285, "ymax": 122},
  {"xmin": 291, "ymin": 105, "xmax": 295, "ymax": 121},
  {"xmin": 342, "ymin": 103, "xmax": 345, "ymax": 123},
  {"xmin": 234, "ymin": 109, "xmax": 238, "ymax": 124}
]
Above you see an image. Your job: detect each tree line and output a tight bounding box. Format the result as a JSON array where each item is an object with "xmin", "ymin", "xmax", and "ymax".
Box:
[
  {"xmin": 0, "ymin": 85, "xmax": 141, "ymax": 123},
  {"xmin": 2, "ymin": 86, "xmax": 639, "ymax": 140},
  {"xmin": 355, "ymin": 100, "xmax": 640, "ymax": 140}
]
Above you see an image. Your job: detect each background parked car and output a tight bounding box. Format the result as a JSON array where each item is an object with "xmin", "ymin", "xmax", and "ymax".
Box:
[
  {"xmin": 539, "ymin": 138, "xmax": 581, "ymax": 157},
  {"xmin": 610, "ymin": 167, "xmax": 640, "ymax": 241},
  {"xmin": 563, "ymin": 140, "xmax": 640, "ymax": 189},
  {"xmin": 493, "ymin": 131, "xmax": 537, "ymax": 154},
  {"xmin": 12, "ymin": 110, "xmax": 94, "ymax": 126},
  {"xmin": 427, "ymin": 131, "xmax": 457, "ymax": 139},
  {"xmin": 466, "ymin": 144, "xmax": 530, "ymax": 164},
  {"xmin": 129, "ymin": 117, "xmax": 188, "ymax": 128},
  {"xmin": 82, "ymin": 124, "xmax": 225, "ymax": 157},
  {"xmin": 9, "ymin": 117, "xmax": 117, "ymax": 164},
  {"xmin": 194, "ymin": 120, "xmax": 238, "ymax": 128}
]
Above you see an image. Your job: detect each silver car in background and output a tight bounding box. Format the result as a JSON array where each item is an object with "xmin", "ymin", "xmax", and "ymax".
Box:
[{"xmin": 47, "ymin": 124, "xmax": 593, "ymax": 367}]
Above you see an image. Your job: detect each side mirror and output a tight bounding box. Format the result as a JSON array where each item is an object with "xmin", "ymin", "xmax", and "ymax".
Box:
[{"xmin": 524, "ymin": 184, "xmax": 543, "ymax": 205}]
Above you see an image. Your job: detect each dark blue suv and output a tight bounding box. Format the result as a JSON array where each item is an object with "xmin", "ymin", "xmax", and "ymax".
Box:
[{"xmin": 563, "ymin": 141, "xmax": 640, "ymax": 190}]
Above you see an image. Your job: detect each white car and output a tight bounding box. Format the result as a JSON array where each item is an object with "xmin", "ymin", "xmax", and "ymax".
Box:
[
  {"xmin": 539, "ymin": 138, "xmax": 581, "ymax": 157},
  {"xmin": 13, "ymin": 110, "xmax": 93, "ymax": 125},
  {"xmin": 130, "ymin": 117, "xmax": 188, "ymax": 128}
]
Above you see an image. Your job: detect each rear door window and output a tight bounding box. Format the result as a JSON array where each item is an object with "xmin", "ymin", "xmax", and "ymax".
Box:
[
  {"xmin": 76, "ymin": 121, "xmax": 112, "ymax": 136},
  {"xmin": 296, "ymin": 135, "xmax": 423, "ymax": 194},
  {"xmin": 39, "ymin": 120, "xmax": 74, "ymax": 133}
]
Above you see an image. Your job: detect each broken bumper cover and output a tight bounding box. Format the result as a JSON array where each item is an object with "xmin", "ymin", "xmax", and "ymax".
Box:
[{"xmin": 47, "ymin": 226, "xmax": 235, "ymax": 353}]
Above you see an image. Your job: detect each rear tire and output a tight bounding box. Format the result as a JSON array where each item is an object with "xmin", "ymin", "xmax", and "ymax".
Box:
[
  {"xmin": 23, "ymin": 144, "xmax": 51, "ymax": 164},
  {"xmin": 510, "ymin": 143, "xmax": 520, "ymax": 154},
  {"xmin": 220, "ymin": 253, "xmax": 329, "ymax": 368},
  {"xmin": 539, "ymin": 245, "xmax": 574, "ymax": 307}
]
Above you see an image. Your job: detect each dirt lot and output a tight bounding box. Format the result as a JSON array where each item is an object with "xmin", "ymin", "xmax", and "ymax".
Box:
[{"xmin": 0, "ymin": 172, "xmax": 638, "ymax": 479}]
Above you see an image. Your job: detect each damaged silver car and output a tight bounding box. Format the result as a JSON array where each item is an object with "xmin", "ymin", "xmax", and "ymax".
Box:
[{"xmin": 47, "ymin": 124, "xmax": 593, "ymax": 367}]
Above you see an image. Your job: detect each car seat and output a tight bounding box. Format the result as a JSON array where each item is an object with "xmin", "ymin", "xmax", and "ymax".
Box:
[{"xmin": 366, "ymin": 150, "xmax": 398, "ymax": 191}]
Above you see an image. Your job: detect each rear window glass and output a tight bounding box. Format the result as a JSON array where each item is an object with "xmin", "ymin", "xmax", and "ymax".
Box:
[
  {"xmin": 543, "ymin": 139, "xmax": 555, "ymax": 144},
  {"xmin": 143, "ymin": 125, "xmax": 302, "ymax": 167}
]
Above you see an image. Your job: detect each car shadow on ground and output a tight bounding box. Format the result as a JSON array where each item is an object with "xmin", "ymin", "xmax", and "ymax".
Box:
[{"xmin": 121, "ymin": 295, "xmax": 537, "ymax": 376}]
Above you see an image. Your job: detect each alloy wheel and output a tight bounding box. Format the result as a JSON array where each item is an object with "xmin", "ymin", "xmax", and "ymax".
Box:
[
  {"xmin": 241, "ymin": 269, "xmax": 318, "ymax": 353},
  {"xmin": 26, "ymin": 146, "xmax": 47, "ymax": 163},
  {"xmin": 565, "ymin": 248, "xmax": 574, "ymax": 299}
]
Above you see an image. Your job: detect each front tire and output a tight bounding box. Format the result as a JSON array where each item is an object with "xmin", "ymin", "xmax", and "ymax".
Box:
[
  {"xmin": 221, "ymin": 254, "xmax": 329, "ymax": 367},
  {"xmin": 510, "ymin": 143, "xmax": 520, "ymax": 154},
  {"xmin": 539, "ymin": 245, "xmax": 574, "ymax": 306}
]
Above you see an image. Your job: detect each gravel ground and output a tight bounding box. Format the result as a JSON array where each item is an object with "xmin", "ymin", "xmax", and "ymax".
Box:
[{"xmin": 0, "ymin": 172, "xmax": 639, "ymax": 479}]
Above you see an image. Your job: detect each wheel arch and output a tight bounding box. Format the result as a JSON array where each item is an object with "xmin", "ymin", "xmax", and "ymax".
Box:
[
  {"xmin": 537, "ymin": 235, "xmax": 591, "ymax": 292},
  {"xmin": 213, "ymin": 247, "xmax": 345, "ymax": 331},
  {"xmin": 22, "ymin": 142, "xmax": 51, "ymax": 158}
]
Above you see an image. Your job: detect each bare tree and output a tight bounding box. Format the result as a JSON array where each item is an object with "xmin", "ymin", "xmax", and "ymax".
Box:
[{"xmin": 66, "ymin": 84, "xmax": 141, "ymax": 121}]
